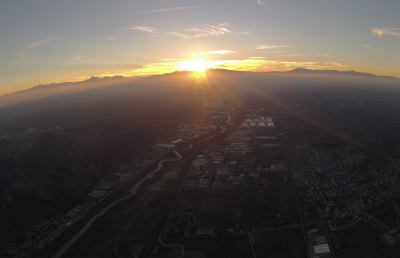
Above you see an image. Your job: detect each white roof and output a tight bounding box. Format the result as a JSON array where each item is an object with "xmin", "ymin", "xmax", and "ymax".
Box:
[{"xmin": 313, "ymin": 244, "xmax": 330, "ymax": 255}]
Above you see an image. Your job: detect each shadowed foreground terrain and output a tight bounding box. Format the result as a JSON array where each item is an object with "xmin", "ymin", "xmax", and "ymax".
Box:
[{"xmin": 1, "ymin": 69, "xmax": 400, "ymax": 257}]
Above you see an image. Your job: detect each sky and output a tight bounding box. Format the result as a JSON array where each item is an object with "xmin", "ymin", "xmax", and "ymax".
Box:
[{"xmin": 0, "ymin": 0, "xmax": 399, "ymax": 95}]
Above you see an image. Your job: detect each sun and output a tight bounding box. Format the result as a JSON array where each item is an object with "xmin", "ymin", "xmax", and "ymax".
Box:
[
  {"xmin": 177, "ymin": 58, "xmax": 213, "ymax": 75},
  {"xmin": 178, "ymin": 59, "xmax": 210, "ymax": 73}
]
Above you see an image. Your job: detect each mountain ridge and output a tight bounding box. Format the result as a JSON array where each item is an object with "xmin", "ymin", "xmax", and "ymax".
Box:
[
  {"xmin": 287, "ymin": 67, "xmax": 397, "ymax": 79},
  {"xmin": 3, "ymin": 68, "xmax": 398, "ymax": 97}
]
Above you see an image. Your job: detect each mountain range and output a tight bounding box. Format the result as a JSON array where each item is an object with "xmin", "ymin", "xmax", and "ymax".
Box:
[{"xmin": 5, "ymin": 68, "xmax": 397, "ymax": 97}]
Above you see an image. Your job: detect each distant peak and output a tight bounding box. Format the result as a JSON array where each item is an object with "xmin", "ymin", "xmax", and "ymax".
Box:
[
  {"xmin": 290, "ymin": 67, "xmax": 309, "ymax": 73},
  {"xmin": 288, "ymin": 67, "xmax": 396, "ymax": 79}
]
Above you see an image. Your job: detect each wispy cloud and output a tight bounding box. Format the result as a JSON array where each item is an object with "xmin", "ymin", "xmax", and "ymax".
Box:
[
  {"xmin": 325, "ymin": 61, "xmax": 346, "ymax": 68},
  {"xmin": 168, "ymin": 32, "xmax": 191, "ymax": 39},
  {"xmin": 238, "ymin": 58, "xmax": 348, "ymax": 71},
  {"xmin": 206, "ymin": 50, "xmax": 237, "ymax": 55},
  {"xmin": 128, "ymin": 26, "xmax": 158, "ymax": 33},
  {"xmin": 190, "ymin": 50, "xmax": 237, "ymax": 56},
  {"xmin": 257, "ymin": 0, "xmax": 267, "ymax": 5},
  {"xmin": 281, "ymin": 53, "xmax": 305, "ymax": 58},
  {"xmin": 105, "ymin": 36, "xmax": 120, "ymax": 41},
  {"xmin": 22, "ymin": 39, "xmax": 49, "ymax": 52},
  {"xmin": 9, "ymin": 38, "xmax": 50, "ymax": 65},
  {"xmin": 256, "ymin": 44, "xmax": 291, "ymax": 50},
  {"xmin": 168, "ymin": 23, "xmax": 232, "ymax": 39},
  {"xmin": 138, "ymin": 6, "xmax": 203, "ymax": 14},
  {"xmin": 240, "ymin": 31, "xmax": 252, "ymax": 35},
  {"xmin": 372, "ymin": 27, "xmax": 400, "ymax": 38},
  {"xmin": 64, "ymin": 56, "xmax": 88, "ymax": 66},
  {"xmin": 316, "ymin": 53, "xmax": 331, "ymax": 57},
  {"xmin": 248, "ymin": 56, "xmax": 266, "ymax": 59}
]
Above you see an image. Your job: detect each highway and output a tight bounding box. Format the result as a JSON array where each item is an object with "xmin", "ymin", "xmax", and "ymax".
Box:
[
  {"xmin": 53, "ymin": 151, "xmax": 182, "ymax": 258},
  {"xmin": 137, "ymin": 113, "xmax": 242, "ymax": 258}
]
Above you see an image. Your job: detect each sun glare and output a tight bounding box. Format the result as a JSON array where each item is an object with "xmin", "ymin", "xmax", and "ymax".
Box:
[{"xmin": 177, "ymin": 59, "xmax": 213, "ymax": 74}]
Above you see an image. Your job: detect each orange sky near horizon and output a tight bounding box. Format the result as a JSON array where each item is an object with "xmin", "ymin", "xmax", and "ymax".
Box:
[
  {"xmin": 0, "ymin": 55, "xmax": 398, "ymax": 96},
  {"xmin": 1, "ymin": 1, "xmax": 399, "ymax": 95}
]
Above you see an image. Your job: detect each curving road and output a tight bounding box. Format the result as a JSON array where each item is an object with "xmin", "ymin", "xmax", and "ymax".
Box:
[
  {"xmin": 158, "ymin": 233, "xmax": 186, "ymax": 257},
  {"xmin": 131, "ymin": 151, "xmax": 181, "ymax": 195},
  {"xmin": 53, "ymin": 151, "xmax": 182, "ymax": 258}
]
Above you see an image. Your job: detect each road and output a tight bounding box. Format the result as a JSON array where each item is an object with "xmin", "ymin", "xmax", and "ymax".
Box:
[
  {"xmin": 131, "ymin": 151, "xmax": 182, "ymax": 195},
  {"xmin": 54, "ymin": 109, "xmax": 241, "ymax": 258},
  {"xmin": 158, "ymin": 232, "xmax": 186, "ymax": 257},
  {"xmin": 137, "ymin": 116, "xmax": 242, "ymax": 258},
  {"xmin": 53, "ymin": 151, "xmax": 182, "ymax": 258}
]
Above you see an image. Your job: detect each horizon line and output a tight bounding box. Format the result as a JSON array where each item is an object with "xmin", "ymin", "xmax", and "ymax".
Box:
[{"xmin": 1, "ymin": 67, "xmax": 398, "ymax": 97}]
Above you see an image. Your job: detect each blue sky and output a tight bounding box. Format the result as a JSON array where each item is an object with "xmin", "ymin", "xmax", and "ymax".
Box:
[{"xmin": 0, "ymin": 0, "xmax": 399, "ymax": 94}]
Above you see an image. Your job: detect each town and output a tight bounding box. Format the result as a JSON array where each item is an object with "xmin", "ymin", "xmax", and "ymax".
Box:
[{"xmin": 3, "ymin": 100, "xmax": 400, "ymax": 258}]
